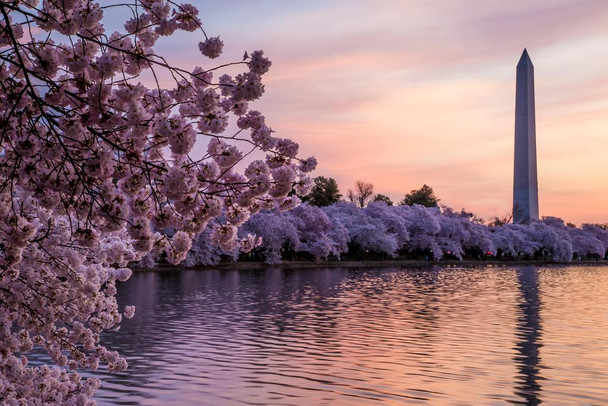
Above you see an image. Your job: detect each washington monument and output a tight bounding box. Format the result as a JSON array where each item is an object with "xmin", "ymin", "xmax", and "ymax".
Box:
[{"xmin": 513, "ymin": 49, "xmax": 539, "ymax": 223}]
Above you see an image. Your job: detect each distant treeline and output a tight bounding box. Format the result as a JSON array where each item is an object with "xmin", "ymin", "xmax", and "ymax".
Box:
[{"xmin": 146, "ymin": 202, "xmax": 608, "ymax": 267}]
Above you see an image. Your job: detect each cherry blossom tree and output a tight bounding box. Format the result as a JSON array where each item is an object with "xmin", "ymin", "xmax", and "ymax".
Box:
[
  {"xmin": 491, "ymin": 217, "xmax": 574, "ymax": 262},
  {"xmin": 568, "ymin": 227, "xmax": 604, "ymax": 259},
  {"xmin": 433, "ymin": 210, "xmax": 468, "ymax": 259},
  {"xmin": 324, "ymin": 202, "xmax": 399, "ymax": 257},
  {"xmin": 363, "ymin": 201, "xmax": 409, "ymax": 248},
  {"xmin": 581, "ymin": 224, "xmax": 608, "ymax": 257},
  {"xmin": 0, "ymin": 1, "xmax": 314, "ymax": 402},
  {"xmin": 460, "ymin": 219, "xmax": 494, "ymax": 257},
  {"xmin": 490, "ymin": 223, "xmax": 535, "ymax": 258},
  {"xmin": 241, "ymin": 210, "xmax": 300, "ymax": 264},
  {"xmin": 323, "ymin": 213, "xmax": 350, "ymax": 258},
  {"xmin": 184, "ymin": 226, "xmax": 241, "ymax": 267},
  {"xmin": 284, "ymin": 203, "xmax": 347, "ymax": 261},
  {"xmin": 440, "ymin": 207, "xmax": 494, "ymax": 258},
  {"xmin": 396, "ymin": 204, "xmax": 442, "ymax": 259},
  {"xmin": 534, "ymin": 217, "xmax": 573, "ymax": 262}
]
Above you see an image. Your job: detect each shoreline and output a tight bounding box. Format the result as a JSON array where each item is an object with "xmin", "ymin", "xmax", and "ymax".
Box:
[{"xmin": 133, "ymin": 259, "xmax": 608, "ymax": 272}]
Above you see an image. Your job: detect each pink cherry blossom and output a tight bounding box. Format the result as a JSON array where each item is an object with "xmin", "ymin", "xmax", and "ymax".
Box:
[
  {"xmin": 0, "ymin": 1, "xmax": 314, "ymax": 402},
  {"xmin": 199, "ymin": 36, "xmax": 224, "ymax": 59}
]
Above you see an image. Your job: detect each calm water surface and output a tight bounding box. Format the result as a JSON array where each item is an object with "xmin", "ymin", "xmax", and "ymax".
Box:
[{"xmin": 94, "ymin": 265, "xmax": 608, "ymax": 405}]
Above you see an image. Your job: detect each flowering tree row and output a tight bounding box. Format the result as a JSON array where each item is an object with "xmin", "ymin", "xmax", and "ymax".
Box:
[
  {"xmin": 0, "ymin": 0, "xmax": 315, "ymax": 403},
  {"xmin": 184, "ymin": 202, "xmax": 608, "ymax": 265}
]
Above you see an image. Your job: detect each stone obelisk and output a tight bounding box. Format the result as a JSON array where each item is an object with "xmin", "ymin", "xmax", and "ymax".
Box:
[{"xmin": 513, "ymin": 49, "xmax": 539, "ymax": 224}]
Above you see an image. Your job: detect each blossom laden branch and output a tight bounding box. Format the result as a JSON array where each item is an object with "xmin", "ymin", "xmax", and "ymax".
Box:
[{"xmin": 0, "ymin": 0, "xmax": 316, "ymax": 403}]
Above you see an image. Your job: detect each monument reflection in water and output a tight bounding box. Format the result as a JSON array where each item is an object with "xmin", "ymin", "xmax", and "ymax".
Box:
[
  {"xmin": 515, "ymin": 267, "xmax": 543, "ymax": 405},
  {"xmin": 93, "ymin": 266, "xmax": 608, "ymax": 405}
]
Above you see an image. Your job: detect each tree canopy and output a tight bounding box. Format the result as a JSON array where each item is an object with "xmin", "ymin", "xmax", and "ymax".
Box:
[
  {"xmin": 302, "ymin": 176, "xmax": 342, "ymax": 207},
  {"xmin": 399, "ymin": 184, "xmax": 440, "ymax": 207},
  {"xmin": 347, "ymin": 180, "xmax": 374, "ymax": 208},
  {"xmin": 373, "ymin": 194, "xmax": 394, "ymax": 206}
]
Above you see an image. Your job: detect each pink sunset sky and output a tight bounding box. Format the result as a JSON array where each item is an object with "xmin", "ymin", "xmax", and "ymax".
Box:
[{"xmin": 159, "ymin": 0, "xmax": 608, "ymax": 225}]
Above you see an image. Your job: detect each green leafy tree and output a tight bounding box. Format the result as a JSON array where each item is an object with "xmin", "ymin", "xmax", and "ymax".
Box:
[
  {"xmin": 373, "ymin": 194, "xmax": 393, "ymax": 206},
  {"xmin": 399, "ymin": 184, "xmax": 440, "ymax": 207},
  {"xmin": 302, "ymin": 176, "xmax": 342, "ymax": 207}
]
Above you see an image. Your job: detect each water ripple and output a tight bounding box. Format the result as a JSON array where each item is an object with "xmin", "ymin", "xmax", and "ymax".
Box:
[{"xmin": 90, "ymin": 265, "xmax": 608, "ymax": 405}]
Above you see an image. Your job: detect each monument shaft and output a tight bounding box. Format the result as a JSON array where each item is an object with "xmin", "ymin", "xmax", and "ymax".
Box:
[{"xmin": 513, "ymin": 49, "xmax": 539, "ymax": 223}]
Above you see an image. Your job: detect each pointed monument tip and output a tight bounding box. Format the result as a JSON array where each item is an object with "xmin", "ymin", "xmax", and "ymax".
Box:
[{"xmin": 517, "ymin": 48, "xmax": 533, "ymax": 66}]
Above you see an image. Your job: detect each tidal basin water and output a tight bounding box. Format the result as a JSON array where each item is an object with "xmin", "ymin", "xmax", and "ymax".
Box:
[{"xmin": 95, "ymin": 265, "xmax": 608, "ymax": 405}]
